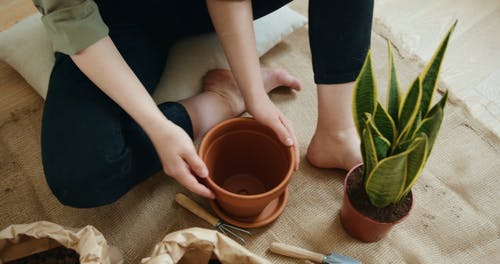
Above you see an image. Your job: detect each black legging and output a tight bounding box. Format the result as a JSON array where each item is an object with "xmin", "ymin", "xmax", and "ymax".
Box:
[{"xmin": 41, "ymin": 0, "xmax": 374, "ymax": 208}]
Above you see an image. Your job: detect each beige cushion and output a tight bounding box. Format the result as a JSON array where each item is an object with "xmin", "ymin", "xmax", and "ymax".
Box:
[{"xmin": 0, "ymin": 6, "xmax": 307, "ymax": 103}]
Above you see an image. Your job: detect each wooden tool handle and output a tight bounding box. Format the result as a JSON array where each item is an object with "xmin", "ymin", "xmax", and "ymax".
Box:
[
  {"xmin": 270, "ymin": 242, "xmax": 325, "ymax": 263},
  {"xmin": 1, "ymin": 238, "xmax": 62, "ymax": 262},
  {"xmin": 175, "ymin": 193, "xmax": 219, "ymax": 226}
]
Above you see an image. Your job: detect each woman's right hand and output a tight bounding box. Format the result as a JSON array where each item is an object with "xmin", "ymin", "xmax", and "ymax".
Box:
[
  {"xmin": 69, "ymin": 36, "xmax": 214, "ymax": 198},
  {"xmin": 149, "ymin": 120, "xmax": 215, "ymax": 199}
]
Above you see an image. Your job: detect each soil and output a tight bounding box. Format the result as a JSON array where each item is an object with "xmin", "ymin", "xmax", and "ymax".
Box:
[
  {"xmin": 6, "ymin": 246, "xmax": 80, "ymax": 264},
  {"xmin": 346, "ymin": 165, "xmax": 413, "ymax": 223}
]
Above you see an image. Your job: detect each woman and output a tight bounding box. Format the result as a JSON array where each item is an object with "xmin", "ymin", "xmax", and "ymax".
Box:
[{"xmin": 34, "ymin": 0, "xmax": 373, "ymax": 208}]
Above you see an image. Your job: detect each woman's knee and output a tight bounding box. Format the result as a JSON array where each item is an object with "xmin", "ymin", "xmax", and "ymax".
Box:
[{"xmin": 42, "ymin": 145, "xmax": 133, "ymax": 208}]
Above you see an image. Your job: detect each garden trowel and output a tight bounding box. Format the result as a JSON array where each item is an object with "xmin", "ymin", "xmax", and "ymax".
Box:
[{"xmin": 269, "ymin": 242, "xmax": 361, "ymax": 264}]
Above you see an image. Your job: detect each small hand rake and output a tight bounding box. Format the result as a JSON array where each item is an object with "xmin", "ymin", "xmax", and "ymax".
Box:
[{"xmin": 175, "ymin": 193, "xmax": 251, "ymax": 243}]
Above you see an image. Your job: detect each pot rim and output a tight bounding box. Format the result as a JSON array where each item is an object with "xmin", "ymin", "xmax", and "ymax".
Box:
[
  {"xmin": 199, "ymin": 117, "xmax": 295, "ymax": 200},
  {"xmin": 343, "ymin": 163, "xmax": 414, "ymax": 225}
]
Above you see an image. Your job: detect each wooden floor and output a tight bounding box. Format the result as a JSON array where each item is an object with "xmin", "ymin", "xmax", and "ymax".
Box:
[
  {"xmin": 373, "ymin": 0, "xmax": 500, "ymax": 136},
  {"xmin": 0, "ymin": 0, "xmax": 39, "ymax": 123},
  {"xmin": 0, "ymin": 0, "xmax": 36, "ymax": 31}
]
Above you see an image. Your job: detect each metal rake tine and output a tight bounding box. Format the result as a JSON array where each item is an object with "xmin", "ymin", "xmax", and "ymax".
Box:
[
  {"xmin": 223, "ymin": 224, "xmax": 252, "ymax": 236},
  {"xmin": 174, "ymin": 194, "xmax": 250, "ymax": 243},
  {"xmin": 219, "ymin": 224, "xmax": 246, "ymax": 243},
  {"xmin": 216, "ymin": 224, "xmax": 228, "ymax": 235}
]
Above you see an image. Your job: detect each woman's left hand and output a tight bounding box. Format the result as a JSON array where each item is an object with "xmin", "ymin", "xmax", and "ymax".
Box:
[
  {"xmin": 205, "ymin": 0, "xmax": 299, "ymax": 170},
  {"xmin": 248, "ymin": 97, "xmax": 300, "ymax": 170}
]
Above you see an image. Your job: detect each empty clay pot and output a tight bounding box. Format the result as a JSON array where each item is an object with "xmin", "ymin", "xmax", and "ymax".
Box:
[
  {"xmin": 340, "ymin": 163, "xmax": 413, "ymax": 242},
  {"xmin": 199, "ymin": 117, "xmax": 294, "ymax": 219}
]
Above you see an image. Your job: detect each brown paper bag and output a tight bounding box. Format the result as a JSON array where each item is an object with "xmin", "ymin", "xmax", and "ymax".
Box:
[
  {"xmin": 0, "ymin": 221, "xmax": 122, "ymax": 264},
  {"xmin": 141, "ymin": 228, "xmax": 270, "ymax": 264}
]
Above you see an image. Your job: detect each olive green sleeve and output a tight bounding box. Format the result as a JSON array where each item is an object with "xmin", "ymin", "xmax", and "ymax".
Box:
[{"xmin": 33, "ymin": 0, "xmax": 109, "ymax": 55}]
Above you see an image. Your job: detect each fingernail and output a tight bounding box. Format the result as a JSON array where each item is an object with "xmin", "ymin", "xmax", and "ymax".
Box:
[{"xmin": 286, "ymin": 138, "xmax": 293, "ymax": 146}]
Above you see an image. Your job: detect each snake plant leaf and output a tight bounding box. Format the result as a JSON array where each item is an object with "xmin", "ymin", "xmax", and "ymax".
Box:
[
  {"xmin": 426, "ymin": 90, "xmax": 449, "ymax": 119},
  {"xmin": 419, "ymin": 21, "xmax": 456, "ymax": 117},
  {"xmin": 387, "ymin": 41, "xmax": 401, "ymax": 125},
  {"xmin": 414, "ymin": 93, "xmax": 446, "ymax": 157},
  {"xmin": 353, "ymin": 51, "xmax": 377, "ymax": 137},
  {"xmin": 397, "ymin": 136, "xmax": 428, "ymax": 201},
  {"xmin": 366, "ymin": 139, "xmax": 428, "ymax": 208},
  {"xmin": 361, "ymin": 126, "xmax": 378, "ymax": 181},
  {"xmin": 392, "ymin": 138, "xmax": 412, "ymax": 156},
  {"xmin": 365, "ymin": 153, "xmax": 408, "ymax": 208},
  {"xmin": 400, "ymin": 109, "xmax": 422, "ymax": 144},
  {"xmin": 365, "ymin": 113, "xmax": 391, "ymax": 160},
  {"xmin": 398, "ymin": 76, "xmax": 422, "ymax": 139},
  {"xmin": 374, "ymin": 101, "xmax": 396, "ymax": 143}
]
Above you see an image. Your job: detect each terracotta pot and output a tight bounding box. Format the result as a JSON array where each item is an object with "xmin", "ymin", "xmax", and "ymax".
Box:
[
  {"xmin": 199, "ymin": 117, "xmax": 294, "ymax": 219},
  {"xmin": 340, "ymin": 163, "xmax": 413, "ymax": 242}
]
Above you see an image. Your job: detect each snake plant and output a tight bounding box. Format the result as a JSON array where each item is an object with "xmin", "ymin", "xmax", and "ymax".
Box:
[{"xmin": 352, "ymin": 22, "xmax": 456, "ymax": 208}]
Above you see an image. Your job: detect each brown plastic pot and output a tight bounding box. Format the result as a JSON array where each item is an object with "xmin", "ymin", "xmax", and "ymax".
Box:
[
  {"xmin": 199, "ymin": 117, "xmax": 295, "ymax": 219},
  {"xmin": 340, "ymin": 163, "xmax": 413, "ymax": 242}
]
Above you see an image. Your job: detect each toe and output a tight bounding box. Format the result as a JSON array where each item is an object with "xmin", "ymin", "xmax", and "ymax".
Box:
[{"xmin": 275, "ymin": 69, "xmax": 302, "ymax": 91}]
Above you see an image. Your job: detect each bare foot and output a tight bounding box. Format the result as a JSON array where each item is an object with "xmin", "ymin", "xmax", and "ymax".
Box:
[
  {"xmin": 305, "ymin": 83, "xmax": 362, "ymax": 171},
  {"xmin": 202, "ymin": 68, "xmax": 301, "ymax": 116},
  {"xmin": 182, "ymin": 68, "xmax": 301, "ymax": 139},
  {"xmin": 306, "ymin": 126, "xmax": 362, "ymax": 171}
]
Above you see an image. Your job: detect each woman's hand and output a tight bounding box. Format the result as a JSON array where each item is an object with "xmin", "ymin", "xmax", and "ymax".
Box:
[
  {"xmin": 248, "ymin": 97, "xmax": 300, "ymax": 170},
  {"xmin": 206, "ymin": 0, "xmax": 299, "ymax": 169},
  {"xmin": 149, "ymin": 121, "xmax": 215, "ymax": 199},
  {"xmin": 71, "ymin": 37, "xmax": 214, "ymax": 199}
]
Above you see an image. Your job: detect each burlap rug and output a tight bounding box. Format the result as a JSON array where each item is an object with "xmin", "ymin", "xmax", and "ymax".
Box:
[{"xmin": 1, "ymin": 1, "xmax": 499, "ymax": 263}]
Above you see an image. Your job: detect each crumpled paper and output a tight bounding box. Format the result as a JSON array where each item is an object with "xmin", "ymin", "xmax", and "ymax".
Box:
[
  {"xmin": 141, "ymin": 228, "xmax": 270, "ymax": 264},
  {"xmin": 0, "ymin": 221, "xmax": 123, "ymax": 264}
]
